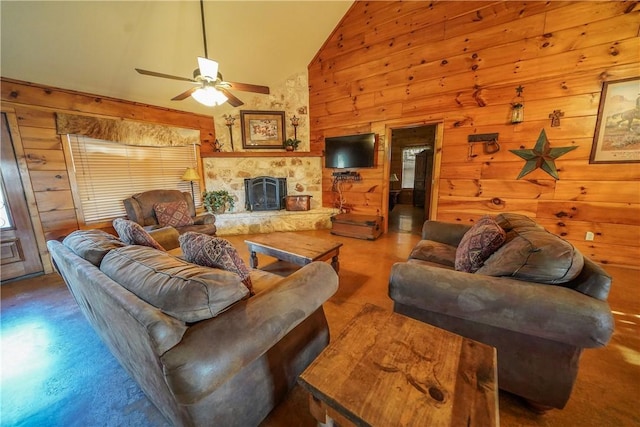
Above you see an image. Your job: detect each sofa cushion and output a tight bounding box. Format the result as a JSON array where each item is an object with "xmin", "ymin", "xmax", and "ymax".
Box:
[
  {"xmin": 154, "ymin": 201, "xmax": 194, "ymax": 228},
  {"xmin": 477, "ymin": 219, "xmax": 584, "ymax": 284},
  {"xmin": 455, "ymin": 216, "xmax": 506, "ymax": 273},
  {"xmin": 62, "ymin": 229, "xmax": 126, "ymax": 266},
  {"xmin": 409, "ymin": 240, "xmax": 457, "ymax": 267},
  {"xmin": 113, "ymin": 218, "xmax": 166, "ymax": 251},
  {"xmin": 179, "ymin": 232, "xmax": 254, "ymax": 295},
  {"xmin": 100, "ymin": 245, "xmax": 249, "ymax": 323}
]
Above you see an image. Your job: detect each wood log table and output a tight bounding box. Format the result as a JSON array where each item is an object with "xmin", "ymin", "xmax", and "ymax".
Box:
[
  {"xmin": 244, "ymin": 232, "xmax": 343, "ymax": 272},
  {"xmin": 298, "ymin": 304, "xmax": 498, "ymax": 427}
]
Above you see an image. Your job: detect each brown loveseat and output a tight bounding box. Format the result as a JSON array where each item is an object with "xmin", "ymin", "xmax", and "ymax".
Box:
[
  {"xmin": 48, "ymin": 230, "xmax": 338, "ymax": 426},
  {"xmin": 388, "ymin": 213, "xmax": 614, "ymax": 410},
  {"xmin": 123, "ymin": 190, "xmax": 216, "ymax": 247}
]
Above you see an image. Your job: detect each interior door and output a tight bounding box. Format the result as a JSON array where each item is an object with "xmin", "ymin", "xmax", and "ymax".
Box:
[
  {"xmin": 413, "ymin": 150, "xmax": 427, "ymax": 207},
  {"xmin": 422, "ymin": 150, "xmax": 434, "ymax": 220},
  {"xmin": 1, "ymin": 113, "xmax": 43, "ymax": 281}
]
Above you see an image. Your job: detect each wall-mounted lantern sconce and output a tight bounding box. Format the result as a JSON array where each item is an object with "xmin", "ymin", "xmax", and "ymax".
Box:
[
  {"xmin": 223, "ymin": 114, "xmax": 235, "ymax": 151},
  {"xmin": 290, "ymin": 115, "xmax": 300, "ymax": 140},
  {"xmin": 510, "ymin": 85, "xmax": 525, "ymax": 124}
]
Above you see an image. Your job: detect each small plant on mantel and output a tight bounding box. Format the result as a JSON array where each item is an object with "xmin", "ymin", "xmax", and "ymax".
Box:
[
  {"xmin": 283, "ymin": 138, "xmax": 301, "ymax": 151},
  {"xmin": 202, "ymin": 190, "xmax": 235, "ymax": 214}
]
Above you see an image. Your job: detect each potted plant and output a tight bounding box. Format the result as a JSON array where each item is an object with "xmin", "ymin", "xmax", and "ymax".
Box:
[
  {"xmin": 283, "ymin": 138, "xmax": 301, "ymax": 151},
  {"xmin": 202, "ymin": 190, "xmax": 235, "ymax": 214}
]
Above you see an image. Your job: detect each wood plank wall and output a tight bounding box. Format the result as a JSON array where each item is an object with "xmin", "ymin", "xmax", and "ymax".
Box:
[
  {"xmin": 309, "ymin": 1, "xmax": 640, "ymax": 268},
  {"xmin": 1, "ymin": 78, "xmax": 216, "ymax": 271}
]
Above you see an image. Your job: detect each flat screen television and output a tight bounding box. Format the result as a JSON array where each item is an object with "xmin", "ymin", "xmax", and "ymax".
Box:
[{"xmin": 324, "ymin": 133, "xmax": 376, "ymax": 169}]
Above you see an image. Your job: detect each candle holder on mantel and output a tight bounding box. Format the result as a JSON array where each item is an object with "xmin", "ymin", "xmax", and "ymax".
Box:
[
  {"xmin": 510, "ymin": 85, "xmax": 525, "ymax": 124},
  {"xmin": 290, "ymin": 115, "xmax": 300, "ymax": 140},
  {"xmin": 223, "ymin": 114, "xmax": 236, "ymax": 151}
]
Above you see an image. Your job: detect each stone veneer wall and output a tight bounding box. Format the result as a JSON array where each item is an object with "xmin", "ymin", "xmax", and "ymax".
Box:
[
  {"xmin": 201, "ymin": 71, "xmax": 334, "ymax": 235},
  {"xmin": 213, "ymin": 208, "xmax": 335, "ymax": 236},
  {"xmin": 212, "ymin": 71, "xmax": 310, "ymax": 153}
]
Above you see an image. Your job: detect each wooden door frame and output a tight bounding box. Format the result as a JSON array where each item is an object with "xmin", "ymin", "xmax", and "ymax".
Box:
[
  {"xmin": 1, "ymin": 107, "xmax": 52, "ymax": 274},
  {"xmin": 380, "ymin": 118, "xmax": 443, "ymax": 232}
]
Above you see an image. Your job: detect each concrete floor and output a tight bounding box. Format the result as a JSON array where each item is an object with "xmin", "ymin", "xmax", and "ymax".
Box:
[{"xmin": 2, "ymin": 206, "xmax": 639, "ymax": 426}]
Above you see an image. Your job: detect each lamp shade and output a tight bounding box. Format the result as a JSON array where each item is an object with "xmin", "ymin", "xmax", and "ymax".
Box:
[
  {"xmin": 181, "ymin": 167, "xmax": 200, "ymax": 182},
  {"xmin": 390, "ymin": 173, "xmax": 400, "ymax": 182}
]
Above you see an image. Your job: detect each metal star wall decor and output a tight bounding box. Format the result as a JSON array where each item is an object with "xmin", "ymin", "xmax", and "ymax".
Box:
[{"xmin": 510, "ymin": 129, "xmax": 577, "ymax": 179}]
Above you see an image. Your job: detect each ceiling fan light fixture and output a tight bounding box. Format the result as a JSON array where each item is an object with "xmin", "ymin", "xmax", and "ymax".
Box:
[{"xmin": 192, "ymin": 86, "xmax": 228, "ymax": 106}]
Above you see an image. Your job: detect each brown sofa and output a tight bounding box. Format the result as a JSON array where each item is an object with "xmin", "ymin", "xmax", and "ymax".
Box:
[
  {"xmin": 388, "ymin": 213, "xmax": 614, "ymax": 410},
  {"xmin": 48, "ymin": 230, "xmax": 338, "ymax": 426},
  {"xmin": 123, "ymin": 190, "xmax": 216, "ymax": 248}
]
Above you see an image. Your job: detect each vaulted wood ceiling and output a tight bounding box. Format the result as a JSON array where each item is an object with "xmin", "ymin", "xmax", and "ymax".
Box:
[{"xmin": 1, "ymin": 1, "xmax": 353, "ymax": 115}]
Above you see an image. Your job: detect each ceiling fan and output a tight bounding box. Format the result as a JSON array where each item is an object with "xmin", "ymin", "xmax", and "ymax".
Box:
[{"xmin": 135, "ymin": 0, "xmax": 269, "ymax": 107}]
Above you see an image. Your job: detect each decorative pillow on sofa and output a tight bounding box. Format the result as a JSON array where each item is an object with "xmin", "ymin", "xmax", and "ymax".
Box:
[
  {"xmin": 179, "ymin": 232, "xmax": 254, "ymax": 295},
  {"xmin": 154, "ymin": 201, "xmax": 194, "ymax": 228},
  {"xmin": 455, "ymin": 216, "xmax": 506, "ymax": 273},
  {"xmin": 112, "ymin": 218, "xmax": 165, "ymax": 251},
  {"xmin": 63, "ymin": 229, "xmax": 126, "ymax": 266},
  {"xmin": 477, "ymin": 214, "xmax": 584, "ymax": 284},
  {"xmin": 100, "ymin": 245, "xmax": 249, "ymax": 323}
]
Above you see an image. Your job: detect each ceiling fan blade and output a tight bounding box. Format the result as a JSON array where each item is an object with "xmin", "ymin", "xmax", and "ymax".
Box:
[
  {"xmin": 135, "ymin": 68, "xmax": 196, "ymax": 83},
  {"xmin": 225, "ymin": 81, "xmax": 270, "ymax": 94},
  {"xmin": 172, "ymin": 87, "xmax": 198, "ymax": 101},
  {"xmin": 218, "ymin": 88, "xmax": 244, "ymax": 107}
]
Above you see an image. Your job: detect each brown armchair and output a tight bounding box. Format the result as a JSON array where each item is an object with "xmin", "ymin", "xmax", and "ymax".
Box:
[{"xmin": 123, "ymin": 190, "xmax": 216, "ymax": 249}]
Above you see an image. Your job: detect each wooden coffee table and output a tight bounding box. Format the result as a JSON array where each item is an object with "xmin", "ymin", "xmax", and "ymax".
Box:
[
  {"xmin": 298, "ymin": 304, "xmax": 498, "ymax": 426},
  {"xmin": 244, "ymin": 232, "xmax": 343, "ymax": 272}
]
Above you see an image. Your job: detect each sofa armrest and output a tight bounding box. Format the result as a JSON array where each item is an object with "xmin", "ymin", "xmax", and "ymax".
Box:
[
  {"xmin": 422, "ymin": 220, "xmax": 470, "ymax": 246},
  {"xmin": 389, "ymin": 262, "xmax": 613, "ymax": 348},
  {"xmin": 160, "ymin": 261, "xmax": 339, "ymax": 405},
  {"xmin": 193, "ymin": 212, "xmax": 215, "ymax": 225}
]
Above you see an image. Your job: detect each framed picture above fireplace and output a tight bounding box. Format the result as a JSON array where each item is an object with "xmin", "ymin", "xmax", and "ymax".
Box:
[{"xmin": 240, "ymin": 110, "xmax": 285, "ymax": 149}]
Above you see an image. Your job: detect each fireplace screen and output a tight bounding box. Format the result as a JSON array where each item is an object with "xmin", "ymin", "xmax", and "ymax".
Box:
[{"xmin": 244, "ymin": 176, "xmax": 287, "ymax": 211}]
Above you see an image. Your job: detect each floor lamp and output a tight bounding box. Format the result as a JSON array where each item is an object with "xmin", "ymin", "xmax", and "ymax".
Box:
[{"xmin": 181, "ymin": 167, "xmax": 200, "ymax": 206}]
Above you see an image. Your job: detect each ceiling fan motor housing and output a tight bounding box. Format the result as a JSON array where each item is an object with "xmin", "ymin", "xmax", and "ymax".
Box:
[{"xmin": 193, "ymin": 68, "xmax": 224, "ymax": 83}]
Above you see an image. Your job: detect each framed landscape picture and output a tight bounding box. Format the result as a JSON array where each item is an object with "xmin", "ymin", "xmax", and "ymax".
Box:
[
  {"xmin": 240, "ymin": 110, "xmax": 285, "ymax": 149},
  {"xmin": 590, "ymin": 77, "xmax": 640, "ymax": 163}
]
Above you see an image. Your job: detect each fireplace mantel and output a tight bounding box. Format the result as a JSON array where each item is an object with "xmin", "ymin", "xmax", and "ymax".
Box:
[{"xmin": 202, "ymin": 151, "xmax": 321, "ymax": 158}]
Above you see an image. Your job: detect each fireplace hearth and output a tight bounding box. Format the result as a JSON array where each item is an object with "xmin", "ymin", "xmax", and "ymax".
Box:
[{"xmin": 244, "ymin": 176, "xmax": 287, "ymax": 211}]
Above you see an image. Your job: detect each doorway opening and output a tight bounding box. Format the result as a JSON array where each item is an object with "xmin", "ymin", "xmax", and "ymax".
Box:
[{"xmin": 387, "ymin": 124, "xmax": 438, "ymax": 235}]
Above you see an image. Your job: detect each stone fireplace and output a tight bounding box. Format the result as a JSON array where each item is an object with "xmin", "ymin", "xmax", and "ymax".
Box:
[
  {"xmin": 202, "ymin": 156, "xmax": 335, "ymax": 235},
  {"xmin": 244, "ymin": 176, "xmax": 287, "ymax": 211}
]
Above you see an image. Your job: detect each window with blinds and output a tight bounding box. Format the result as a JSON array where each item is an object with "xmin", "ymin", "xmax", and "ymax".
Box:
[
  {"xmin": 401, "ymin": 146, "xmax": 429, "ymax": 188},
  {"xmin": 67, "ymin": 135, "xmax": 201, "ymax": 224}
]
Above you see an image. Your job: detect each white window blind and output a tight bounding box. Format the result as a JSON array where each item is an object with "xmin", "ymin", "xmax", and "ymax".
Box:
[
  {"xmin": 401, "ymin": 146, "xmax": 429, "ymax": 188},
  {"xmin": 68, "ymin": 135, "xmax": 201, "ymax": 224}
]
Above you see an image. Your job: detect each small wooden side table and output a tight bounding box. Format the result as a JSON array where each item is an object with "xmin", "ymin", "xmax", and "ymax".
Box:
[{"xmin": 298, "ymin": 304, "xmax": 498, "ymax": 426}]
